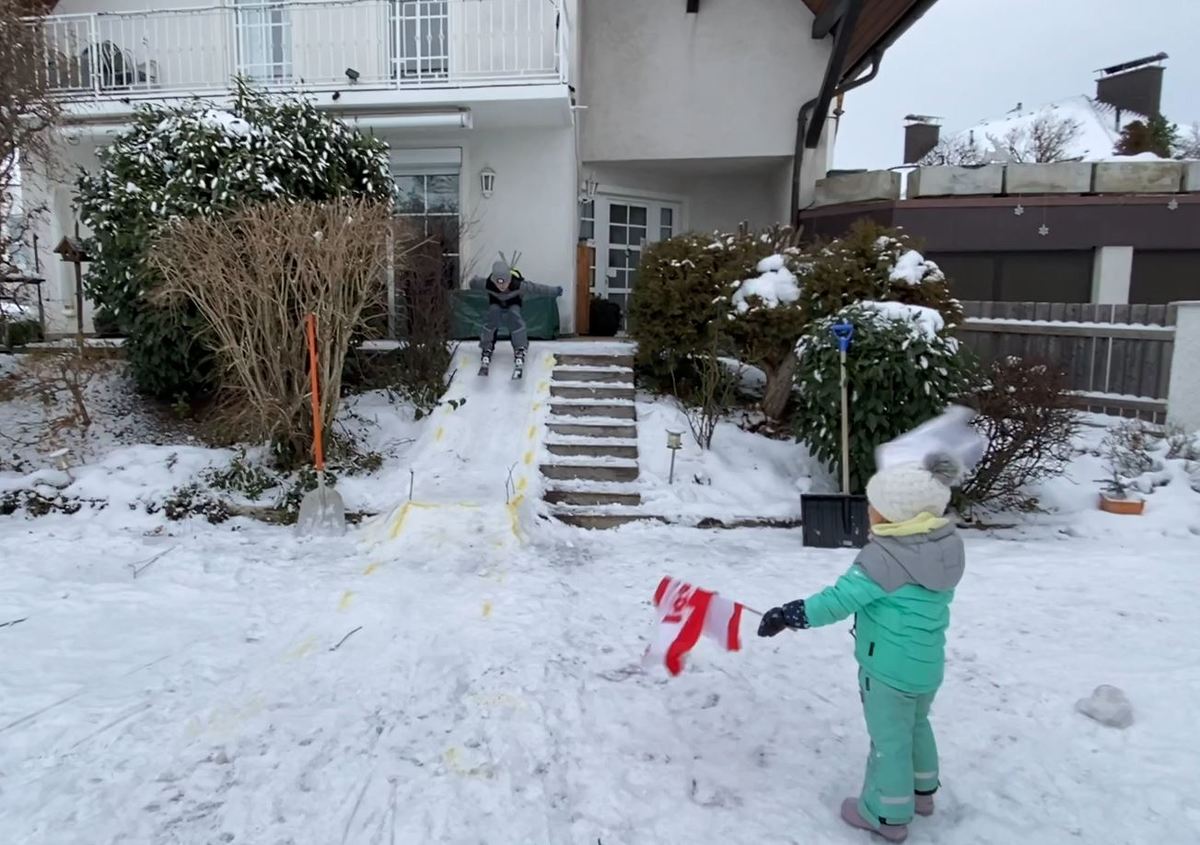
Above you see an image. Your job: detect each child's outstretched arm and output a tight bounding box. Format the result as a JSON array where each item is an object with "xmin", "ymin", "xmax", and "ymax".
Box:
[{"xmin": 757, "ymin": 564, "xmax": 886, "ymax": 637}]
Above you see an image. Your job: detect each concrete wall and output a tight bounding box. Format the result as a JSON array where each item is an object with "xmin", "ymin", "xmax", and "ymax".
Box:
[
  {"xmin": 1167, "ymin": 302, "xmax": 1200, "ymax": 431},
  {"xmin": 579, "ymin": 0, "xmax": 828, "ymax": 163},
  {"xmin": 812, "ymin": 170, "xmax": 901, "ymax": 208}
]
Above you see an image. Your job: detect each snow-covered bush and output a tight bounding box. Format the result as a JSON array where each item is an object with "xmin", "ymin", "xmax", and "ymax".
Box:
[
  {"xmin": 801, "ymin": 220, "xmax": 962, "ymax": 328},
  {"xmin": 716, "ymin": 229, "xmax": 810, "ymax": 420},
  {"xmin": 77, "ymin": 82, "xmax": 393, "ymax": 401},
  {"xmin": 628, "ymin": 232, "xmax": 741, "ymax": 398},
  {"xmin": 957, "ymin": 357, "xmax": 1078, "ymax": 513},
  {"xmin": 793, "ymin": 302, "xmax": 975, "ymax": 493}
]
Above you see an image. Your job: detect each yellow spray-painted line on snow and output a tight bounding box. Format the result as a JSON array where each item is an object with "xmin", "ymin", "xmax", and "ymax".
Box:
[
  {"xmin": 363, "ymin": 562, "xmax": 381, "ymax": 576},
  {"xmin": 338, "ymin": 590, "xmax": 355, "ymax": 611},
  {"xmin": 506, "ymin": 492, "xmax": 525, "ymax": 540},
  {"xmin": 527, "ymin": 425, "xmax": 537, "ymax": 439}
]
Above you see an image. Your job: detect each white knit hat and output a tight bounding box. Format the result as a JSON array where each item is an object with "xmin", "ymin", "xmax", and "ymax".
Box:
[{"xmin": 865, "ymin": 453, "xmax": 961, "ymax": 524}]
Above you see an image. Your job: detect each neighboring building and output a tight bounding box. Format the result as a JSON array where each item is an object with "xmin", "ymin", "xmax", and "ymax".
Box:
[
  {"xmin": 23, "ymin": 0, "xmax": 935, "ymax": 336},
  {"xmin": 802, "ymin": 55, "xmax": 1200, "ymax": 306}
]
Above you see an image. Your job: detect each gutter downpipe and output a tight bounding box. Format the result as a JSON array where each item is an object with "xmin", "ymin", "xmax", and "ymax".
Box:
[{"xmin": 790, "ymin": 0, "xmax": 863, "ymax": 228}]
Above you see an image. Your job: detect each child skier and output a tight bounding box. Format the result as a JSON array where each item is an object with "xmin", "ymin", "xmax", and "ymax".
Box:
[
  {"xmin": 469, "ymin": 259, "xmax": 562, "ymax": 377},
  {"xmin": 757, "ymin": 454, "xmax": 965, "ymax": 843}
]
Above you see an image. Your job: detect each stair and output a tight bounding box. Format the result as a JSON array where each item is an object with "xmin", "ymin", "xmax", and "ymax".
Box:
[{"xmin": 540, "ymin": 348, "xmax": 654, "ymax": 529}]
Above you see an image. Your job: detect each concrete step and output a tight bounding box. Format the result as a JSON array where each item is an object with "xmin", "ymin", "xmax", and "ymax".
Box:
[
  {"xmin": 550, "ymin": 384, "xmax": 636, "ymax": 401},
  {"xmin": 551, "ymin": 368, "xmax": 634, "ymax": 384},
  {"xmin": 540, "ymin": 463, "xmax": 639, "ymax": 483},
  {"xmin": 550, "ymin": 403, "xmax": 636, "ymax": 420},
  {"xmin": 553, "ymin": 513, "xmax": 658, "ymax": 530},
  {"xmin": 548, "ymin": 422, "xmax": 637, "ymax": 439},
  {"xmin": 544, "ymin": 489, "xmax": 642, "ymax": 506},
  {"xmin": 546, "ymin": 443, "xmax": 639, "ymax": 460},
  {"xmin": 556, "ymin": 353, "xmax": 635, "ymax": 368}
]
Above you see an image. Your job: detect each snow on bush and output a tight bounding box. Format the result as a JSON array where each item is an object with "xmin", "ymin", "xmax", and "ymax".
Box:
[
  {"xmin": 77, "ymin": 81, "xmax": 393, "ymax": 401},
  {"xmin": 794, "ymin": 302, "xmax": 974, "ymax": 492},
  {"xmin": 889, "ymin": 248, "xmax": 945, "ymax": 286},
  {"xmin": 857, "ymin": 300, "xmax": 946, "ymax": 339},
  {"xmin": 728, "ymin": 254, "xmax": 804, "ymax": 315}
]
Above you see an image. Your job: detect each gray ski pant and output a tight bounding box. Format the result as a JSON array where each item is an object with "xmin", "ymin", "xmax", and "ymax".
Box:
[{"xmin": 480, "ymin": 304, "xmax": 527, "ymax": 354}]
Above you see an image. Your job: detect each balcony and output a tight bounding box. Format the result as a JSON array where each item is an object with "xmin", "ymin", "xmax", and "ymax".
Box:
[{"xmin": 33, "ymin": 0, "xmax": 567, "ymax": 103}]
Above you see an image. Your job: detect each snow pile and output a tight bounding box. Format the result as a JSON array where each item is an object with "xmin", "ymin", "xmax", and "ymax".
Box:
[
  {"xmin": 1096, "ymin": 151, "xmax": 1172, "ymax": 162},
  {"xmin": 729, "ymin": 254, "xmax": 802, "ymax": 315},
  {"xmin": 858, "ymin": 299, "xmax": 946, "ymax": 339},
  {"xmin": 890, "ymin": 249, "xmax": 945, "ymax": 285},
  {"xmin": 634, "ymin": 398, "xmax": 818, "ymax": 523},
  {"xmin": 1076, "ymin": 684, "xmax": 1134, "ymax": 729}
]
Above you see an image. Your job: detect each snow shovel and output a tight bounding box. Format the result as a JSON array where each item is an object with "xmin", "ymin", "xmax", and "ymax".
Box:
[
  {"xmin": 800, "ymin": 320, "xmax": 868, "ymax": 548},
  {"xmin": 297, "ymin": 313, "xmax": 346, "ymax": 536}
]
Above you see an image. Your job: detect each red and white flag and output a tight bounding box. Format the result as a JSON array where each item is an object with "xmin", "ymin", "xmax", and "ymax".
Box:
[{"xmin": 645, "ymin": 576, "xmax": 746, "ymax": 676}]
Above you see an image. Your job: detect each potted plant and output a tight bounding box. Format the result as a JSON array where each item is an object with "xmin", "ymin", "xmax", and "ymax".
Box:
[{"xmin": 1097, "ymin": 469, "xmax": 1146, "ymax": 515}]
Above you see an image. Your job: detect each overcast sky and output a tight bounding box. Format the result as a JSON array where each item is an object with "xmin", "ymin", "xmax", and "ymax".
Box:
[{"xmin": 833, "ymin": 0, "xmax": 1200, "ymax": 170}]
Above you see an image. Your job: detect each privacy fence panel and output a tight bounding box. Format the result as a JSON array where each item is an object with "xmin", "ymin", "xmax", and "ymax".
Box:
[{"xmin": 957, "ymin": 301, "xmax": 1177, "ymax": 422}]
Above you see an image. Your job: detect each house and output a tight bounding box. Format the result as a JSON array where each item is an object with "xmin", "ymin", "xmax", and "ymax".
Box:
[
  {"xmin": 22, "ymin": 0, "xmax": 937, "ymax": 337},
  {"xmin": 802, "ymin": 54, "xmax": 1200, "ymax": 305}
]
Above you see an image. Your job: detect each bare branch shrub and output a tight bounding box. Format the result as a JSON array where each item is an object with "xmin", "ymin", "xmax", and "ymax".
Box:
[
  {"xmin": 0, "ymin": 2, "xmax": 60, "ymax": 278},
  {"xmin": 919, "ymin": 134, "xmax": 984, "ymax": 166},
  {"xmin": 150, "ymin": 198, "xmax": 400, "ymax": 464},
  {"xmin": 958, "ymin": 357, "xmax": 1078, "ymax": 513},
  {"xmin": 5, "ymin": 351, "xmax": 103, "ymax": 453},
  {"xmin": 988, "ymin": 111, "xmax": 1083, "ymax": 163},
  {"xmin": 671, "ymin": 338, "xmax": 738, "ymax": 450}
]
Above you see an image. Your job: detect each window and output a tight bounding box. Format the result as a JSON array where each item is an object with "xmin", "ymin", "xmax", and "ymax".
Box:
[
  {"xmin": 660, "ymin": 207, "xmax": 674, "ymax": 241},
  {"xmin": 235, "ymin": 0, "xmax": 291, "ymax": 82},
  {"xmin": 394, "ymin": 172, "xmax": 460, "ymax": 284},
  {"xmin": 391, "ymin": 1, "xmax": 449, "ymax": 81}
]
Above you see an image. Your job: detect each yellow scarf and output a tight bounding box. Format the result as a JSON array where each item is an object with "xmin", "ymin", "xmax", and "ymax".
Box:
[{"xmin": 871, "ymin": 511, "xmax": 949, "ymax": 537}]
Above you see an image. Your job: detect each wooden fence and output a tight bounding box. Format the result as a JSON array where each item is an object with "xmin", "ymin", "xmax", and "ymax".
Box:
[{"xmin": 957, "ymin": 301, "xmax": 1177, "ymax": 421}]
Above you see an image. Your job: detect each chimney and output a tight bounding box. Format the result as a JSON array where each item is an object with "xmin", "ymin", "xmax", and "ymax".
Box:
[
  {"xmin": 1095, "ymin": 52, "xmax": 1167, "ymax": 118},
  {"xmin": 903, "ymin": 115, "xmax": 941, "ymax": 164}
]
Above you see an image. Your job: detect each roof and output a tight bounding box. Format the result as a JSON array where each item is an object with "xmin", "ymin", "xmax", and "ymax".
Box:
[
  {"xmin": 945, "ymin": 95, "xmax": 1138, "ymax": 162},
  {"xmin": 800, "ymin": 0, "xmax": 938, "ymax": 81}
]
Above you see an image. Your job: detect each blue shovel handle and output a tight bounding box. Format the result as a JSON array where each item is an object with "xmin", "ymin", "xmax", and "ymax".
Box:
[{"xmin": 831, "ymin": 321, "xmax": 854, "ymax": 353}]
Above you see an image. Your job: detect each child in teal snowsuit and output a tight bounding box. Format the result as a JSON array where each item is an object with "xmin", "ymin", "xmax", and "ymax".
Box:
[{"xmin": 758, "ymin": 454, "xmax": 965, "ymax": 843}]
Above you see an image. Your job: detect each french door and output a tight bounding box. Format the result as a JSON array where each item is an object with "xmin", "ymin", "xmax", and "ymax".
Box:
[{"xmin": 593, "ymin": 197, "xmax": 680, "ymax": 321}]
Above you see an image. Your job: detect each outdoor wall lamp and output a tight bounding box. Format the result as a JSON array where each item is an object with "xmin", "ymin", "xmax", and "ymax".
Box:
[{"xmin": 480, "ymin": 166, "xmax": 496, "ymax": 198}]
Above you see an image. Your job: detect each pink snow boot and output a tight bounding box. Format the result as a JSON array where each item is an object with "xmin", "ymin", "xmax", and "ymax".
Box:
[
  {"xmin": 840, "ymin": 798, "xmax": 909, "ymax": 842},
  {"xmin": 915, "ymin": 794, "xmax": 935, "ymax": 817}
]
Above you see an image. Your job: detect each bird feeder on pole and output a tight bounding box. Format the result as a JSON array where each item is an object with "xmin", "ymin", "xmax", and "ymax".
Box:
[{"xmin": 53, "ymin": 225, "xmax": 92, "ymax": 357}]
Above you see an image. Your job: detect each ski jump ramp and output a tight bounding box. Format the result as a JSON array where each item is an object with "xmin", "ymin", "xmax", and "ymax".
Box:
[{"xmin": 362, "ymin": 344, "xmax": 556, "ymax": 553}]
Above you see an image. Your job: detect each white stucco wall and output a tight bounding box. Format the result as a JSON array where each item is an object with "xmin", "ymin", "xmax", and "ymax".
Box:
[
  {"xmin": 579, "ymin": 0, "xmax": 828, "ymax": 163},
  {"xmin": 587, "ymin": 159, "xmax": 793, "ymax": 234}
]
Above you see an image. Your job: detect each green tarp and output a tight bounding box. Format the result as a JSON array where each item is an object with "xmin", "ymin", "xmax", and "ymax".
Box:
[{"xmin": 450, "ymin": 290, "xmax": 560, "ymax": 341}]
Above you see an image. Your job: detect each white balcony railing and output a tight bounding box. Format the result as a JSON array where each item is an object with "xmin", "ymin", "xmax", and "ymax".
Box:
[{"xmin": 33, "ymin": 0, "xmax": 566, "ymax": 101}]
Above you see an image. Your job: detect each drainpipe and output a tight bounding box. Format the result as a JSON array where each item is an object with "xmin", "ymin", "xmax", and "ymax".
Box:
[
  {"xmin": 790, "ymin": 0, "xmax": 864, "ymax": 226},
  {"xmin": 789, "ymin": 47, "xmax": 880, "ymax": 228}
]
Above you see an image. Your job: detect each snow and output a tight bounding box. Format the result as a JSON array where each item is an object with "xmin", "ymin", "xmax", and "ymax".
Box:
[
  {"xmin": 729, "ymin": 255, "xmax": 802, "ymax": 315},
  {"xmin": 1075, "ymin": 685, "xmax": 1134, "ymax": 729},
  {"xmin": 631, "ymin": 398, "xmax": 820, "ymax": 522},
  {"xmin": 857, "ymin": 299, "xmax": 946, "ymax": 339},
  {"xmin": 3, "ymin": 351, "xmax": 1200, "ymax": 844},
  {"xmin": 942, "ymin": 95, "xmax": 1131, "ymax": 162},
  {"xmin": 889, "ymin": 249, "xmax": 944, "ymax": 286},
  {"xmin": 1097, "ymin": 151, "xmax": 1172, "ymax": 162}
]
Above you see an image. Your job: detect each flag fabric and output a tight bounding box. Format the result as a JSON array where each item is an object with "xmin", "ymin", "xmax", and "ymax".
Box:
[
  {"xmin": 645, "ymin": 576, "xmax": 745, "ymax": 676},
  {"xmin": 875, "ymin": 405, "xmax": 986, "ymax": 477}
]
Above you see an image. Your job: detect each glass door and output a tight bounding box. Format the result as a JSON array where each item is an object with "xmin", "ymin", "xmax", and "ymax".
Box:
[
  {"xmin": 594, "ymin": 197, "xmax": 681, "ymax": 324},
  {"xmin": 235, "ymin": 0, "xmax": 291, "ymax": 82}
]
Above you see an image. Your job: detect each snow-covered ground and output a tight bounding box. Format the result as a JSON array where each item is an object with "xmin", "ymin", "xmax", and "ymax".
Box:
[{"xmin": 2, "ymin": 353, "xmax": 1199, "ymax": 844}]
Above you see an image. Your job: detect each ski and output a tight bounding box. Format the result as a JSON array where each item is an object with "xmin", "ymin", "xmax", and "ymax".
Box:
[
  {"xmin": 511, "ymin": 353, "xmax": 525, "ymax": 380},
  {"xmin": 478, "ymin": 355, "xmax": 491, "ymax": 377}
]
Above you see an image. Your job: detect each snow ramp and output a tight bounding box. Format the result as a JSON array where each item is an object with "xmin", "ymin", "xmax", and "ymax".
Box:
[{"xmin": 362, "ymin": 344, "xmax": 556, "ymax": 552}]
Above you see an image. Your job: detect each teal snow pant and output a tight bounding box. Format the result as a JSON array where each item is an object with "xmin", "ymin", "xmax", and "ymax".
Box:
[{"xmin": 857, "ymin": 668, "xmax": 940, "ymax": 827}]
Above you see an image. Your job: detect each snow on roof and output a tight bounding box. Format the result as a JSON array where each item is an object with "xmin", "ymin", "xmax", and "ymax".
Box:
[{"xmin": 945, "ymin": 95, "xmax": 1136, "ymax": 163}]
